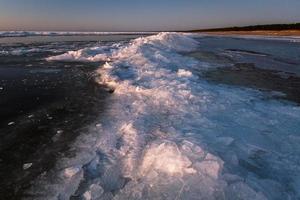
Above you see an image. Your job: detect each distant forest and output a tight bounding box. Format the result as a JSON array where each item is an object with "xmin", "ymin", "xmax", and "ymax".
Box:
[{"xmin": 191, "ymin": 23, "xmax": 300, "ymax": 32}]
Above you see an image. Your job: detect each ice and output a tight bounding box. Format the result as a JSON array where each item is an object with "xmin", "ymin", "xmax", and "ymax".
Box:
[
  {"xmin": 177, "ymin": 69, "xmax": 193, "ymax": 77},
  {"xmin": 194, "ymin": 160, "xmax": 222, "ymax": 179},
  {"xmin": 63, "ymin": 166, "xmax": 82, "ymax": 178},
  {"xmin": 47, "ymin": 46, "xmax": 113, "ymax": 62},
  {"xmin": 23, "ymin": 163, "xmax": 33, "ymax": 170},
  {"xmin": 11, "ymin": 48, "xmax": 43, "ymax": 55},
  {"xmin": 56, "ymin": 129, "xmax": 64, "ymax": 134},
  {"xmin": 225, "ymin": 182, "xmax": 267, "ymax": 200},
  {"xmin": 46, "ymin": 32, "xmax": 199, "ymax": 62},
  {"xmin": 28, "ymin": 114, "xmax": 34, "ymax": 118},
  {"xmin": 222, "ymin": 173, "xmax": 244, "ymax": 184},
  {"xmin": 29, "ymin": 69, "xmax": 61, "ymax": 74},
  {"xmin": 7, "ymin": 121, "xmax": 15, "ymax": 126},
  {"xmin": 95, "ymin": 123, "xmax": 102, "ymax": 127},
  {"xmin": 52, "ymin": 131, "xmax": 62, "ymax": 142},
  {"xmin": 83, "ymin": 184, "xmax": 104, "ymax": 200},
  {"xmin": 47, "ymin": 116, "xmax": 53, "ymax": 120},
  {"xmin": 0, "ymin": 47, "xmax": 56, "ymax": 56},
  {"xmin": 139, "ymin": 141, "xmax": 195, "ymax": 177},
  {"xmin": 0, "ymin": 31, "xmax": 157, "ymax": 38},
  {"xmin": 29, "ymin": 32, "xmax": 300, "ymax": 199},
  {"xmin": 83, "ymin": 191, "xmax": 91, "ymax": 200}
]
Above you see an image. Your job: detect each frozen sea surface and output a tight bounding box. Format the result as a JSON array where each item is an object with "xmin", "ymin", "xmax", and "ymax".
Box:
[
  {"xmin": 1, "ymin": 33, "xmax": 300, "ymax": 199},
  {"xmin": 0, "ymin": 31, "xmax": 157, "ymax": 38}
]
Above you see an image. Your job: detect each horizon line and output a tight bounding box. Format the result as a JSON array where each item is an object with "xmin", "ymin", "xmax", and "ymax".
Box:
[{"xmin": 1, "ymin": 22, "xmax": 300, "ymax": 33}]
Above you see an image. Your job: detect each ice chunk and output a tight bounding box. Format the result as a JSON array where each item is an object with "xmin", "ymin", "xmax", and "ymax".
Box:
[
  {"xmin": 0, "ymin": 31, "xmax": 156, "ymax": 38},
  {"xmin": 83, "ymin": 191, "xmax": 91, "ymax": 200},
  {"xmin": 8, "ymin": 122, "xmax": 15, "ymax": 126},
  {"xmin": 64, "ymin": 166, "xmax": 81, "ymax": 178},
  {"xmin": 177, "ymin": 69, "xmax": 193, "ymax": 77},
  {"xmin": 222, "ymin": 173, "xmax": 243, "ymax": 184},
  {"xmin": 23, "ymin": 163, "xmax": 33, "ymax": 170},
  {"xmin": 95, "ymin": 123, "xmax": 102, "ymax": 127},
  {"xmin": 140, "ymin": 141, "xmax": 195, "ymax": 177},
  {"xmin": 180, "ymin": 140, "xmax": 206, "ymax": 161},
  {"xmin": 46, "ymin": 32, "xmax": 199, "ymax": 62},
  {"xmin": 83, "ymin": 184, "xmax": 104, "ymax": 200}
]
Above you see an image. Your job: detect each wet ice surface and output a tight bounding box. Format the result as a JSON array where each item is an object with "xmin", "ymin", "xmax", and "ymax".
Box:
[{"xmin": 1, "ymin": 33, "xmax": 300, "ymax": 199}]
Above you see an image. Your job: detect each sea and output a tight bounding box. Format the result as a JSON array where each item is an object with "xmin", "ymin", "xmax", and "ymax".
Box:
[{"xmin": 0, "ymin": 31, "xmax": 300, "ymax": 200}]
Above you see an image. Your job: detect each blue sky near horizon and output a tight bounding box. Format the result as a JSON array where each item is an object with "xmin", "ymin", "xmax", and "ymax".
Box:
[{"xmin": 0, "ymin": 0, "xmax": 300, "ymax": 31}]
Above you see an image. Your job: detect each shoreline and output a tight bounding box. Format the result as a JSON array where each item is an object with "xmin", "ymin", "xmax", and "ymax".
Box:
[{"xmin": 196, "ymin": 30, "xmax": 300, "ymax": 37}]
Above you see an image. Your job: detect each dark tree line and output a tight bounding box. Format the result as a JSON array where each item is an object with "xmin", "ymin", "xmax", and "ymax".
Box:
[{"xmin": 190, "ymin": 23, "xmax": 300, "ymax": 32}]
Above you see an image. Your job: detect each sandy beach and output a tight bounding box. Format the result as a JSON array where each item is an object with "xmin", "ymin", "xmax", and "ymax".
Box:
[{"xmin": 200, "ymin": 30, "xmax": 300, "ymax": 36}]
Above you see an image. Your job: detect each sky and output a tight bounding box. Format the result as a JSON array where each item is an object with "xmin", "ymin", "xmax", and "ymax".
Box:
[{"xmin": 0, "ymin": 0, "xmax": 300, "ymax": 31}]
